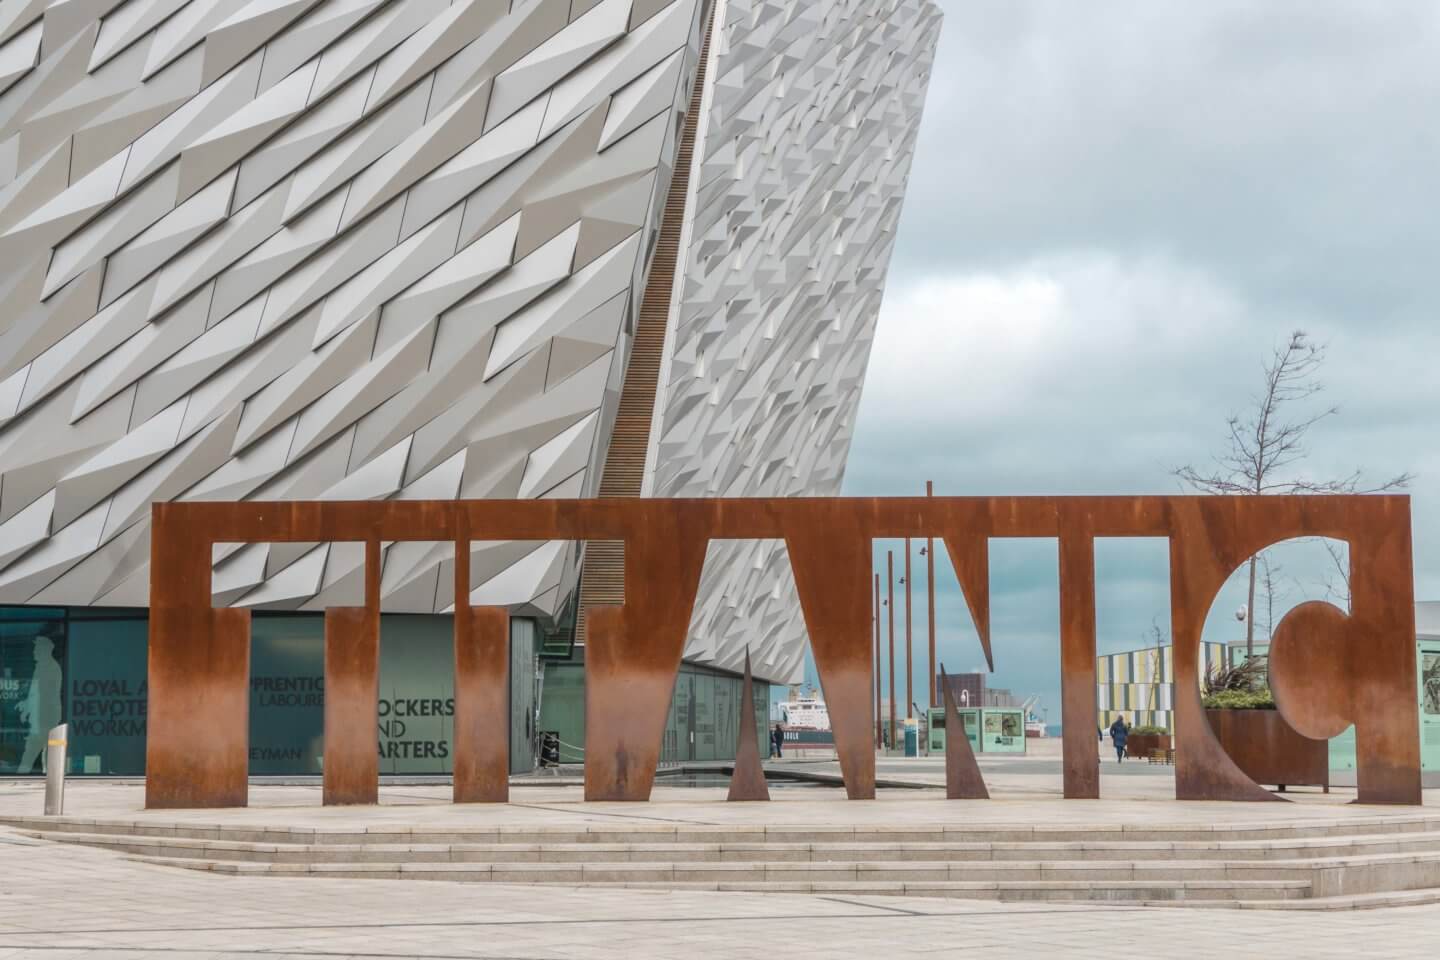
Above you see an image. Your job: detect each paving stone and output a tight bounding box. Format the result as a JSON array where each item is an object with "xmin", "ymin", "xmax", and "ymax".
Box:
[{"xmin": 4, "ymin": 777, "xmax": 1440, "ymax": 959}]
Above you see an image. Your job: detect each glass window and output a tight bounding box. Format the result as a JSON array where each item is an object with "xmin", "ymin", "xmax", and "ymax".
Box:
[
  {"xmin": 692, "ymin": 673, "xmax": 715, "ymax": 761},
  {"xmin": 0, "ymin": 619, "xmax": 66, "ymax": 774},
  {"xmin": 714, "ymin": 673, "xmax": 736, "ymax": 760},
  {"xmin": 662, "ymin": 675, "xmax": 681, "ymax": 764},
  {"xmin": 249, "ymin": 616, "xmax": 324, "ymax": 775},
  {"xmin": 753, "ymin": 680, "xmax": 768, "ymax": 759},
  {"xmin": 537, "ymin": 664, "xmax": 585, "ymax": 763},
  {"xmin": 959, "ymin": 708, "xmax": 980, "ymax": 747},
  {"xmin": 68, "ymin": 617, "xmax": 146, "ymax": 775},
  {"xmin": 378, "ymin": 614, "xmax": 455, "ymax": 774},
  {"xmin": 673, "ymin": 671, "xmax": 693, "ymax": 762}
]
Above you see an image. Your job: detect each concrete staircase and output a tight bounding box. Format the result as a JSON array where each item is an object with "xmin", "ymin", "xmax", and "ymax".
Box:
[{"xmin": 8, "ymin": 814, "xmax": 1440, "ymax": 909}]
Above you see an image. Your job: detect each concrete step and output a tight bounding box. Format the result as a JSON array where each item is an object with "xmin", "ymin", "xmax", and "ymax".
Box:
[
  {"xmin": 8, "ymin": 813, "xmax": 1440, "ymax": 847},
  {"xmin": 1236, "ymin": 887, "xmax": 1440, "ymax": 910},
  {"xmin": 25, "ymin": 828, "xmax": 1440, "ymax": 867},
  {"xmin": 87, "ymin": 836, "xmax": 1440, "ymax": 905},
  {"xmin": 16, "ymin": 829, "xmax": 1440, "ymax": 869},
  {"xmin": 99, "ymin": 846, "xmax": 1440, "ymax": 894},
  {"xmin": 135, "ymin": 858, "xmax": 1313, "ymax": 902},
  {"xmin": 564, "ymin": 880, "xmax": 1313, "ymax": 903},
  {"xmin": 19, "ymin": 813, "xmax": 1440, "ymax": 908},
  {"xmin": 1143, "ymin": 887, "xmax": 1440, "ymax": 911}
]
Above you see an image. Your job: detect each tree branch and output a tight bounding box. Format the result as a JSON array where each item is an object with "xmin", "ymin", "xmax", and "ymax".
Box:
[{"xmin": 1170, "ymin": 330, "xmax": 1416, "ymax": 504}]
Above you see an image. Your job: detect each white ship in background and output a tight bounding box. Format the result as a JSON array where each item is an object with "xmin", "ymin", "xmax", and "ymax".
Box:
[
  {"xmin": 1023, "ymin": 695, "xmax": 1048, "ymax": 738},
  {"xmin": 776, "ymin": 688, "xmax": 1042, "ymax": 737},
  {"xmin": 778, "ymin": 695, "xmax": 831, "ymax": 731}
]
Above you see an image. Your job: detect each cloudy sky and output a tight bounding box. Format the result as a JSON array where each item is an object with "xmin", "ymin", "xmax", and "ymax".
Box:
[{"xmin": 839, "ymin": 1, "xmax": 1440, "ymax": 722}]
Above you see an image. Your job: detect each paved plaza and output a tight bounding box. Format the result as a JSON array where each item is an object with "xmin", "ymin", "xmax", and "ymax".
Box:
[
  {"xmin": 4, "ymin": 757, "xmax": 1440, "ymax": 959},
  {"xmin": 4, "ymin": 810, "xmax": 1440, "ymax": 960}
]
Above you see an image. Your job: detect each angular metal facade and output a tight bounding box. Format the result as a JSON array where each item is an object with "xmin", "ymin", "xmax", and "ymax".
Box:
[
  {"xmin": 0, "ymin": 0, "xmax": 939, "ymax": 684},
  {"xmin": 655, "ymin": 0, "xmax": 942, "ymax": 683}
]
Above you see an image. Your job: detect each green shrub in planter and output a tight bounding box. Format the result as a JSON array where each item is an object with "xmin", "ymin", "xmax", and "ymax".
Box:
[
  {"xmin": 1201, "ymin": 688, "xmax": 1275, "ymax": 710},
  {"xmin": 1129, "ymin": 724, "xmax": 1169, "ymax": 736},
  {"xmin": 1201, "ymin": 658, "xmax": 1276, "ymax": 710}
]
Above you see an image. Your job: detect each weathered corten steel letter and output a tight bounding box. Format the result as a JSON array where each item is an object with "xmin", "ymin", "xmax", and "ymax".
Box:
[
  {"xmin": 1058, "ymin": 516, "xmax": 1099, "ymax": 800},
  {"xmin": 1167, "ymin": 495, "xmax": 1420, "ymax": 804},
  {"xmin": 583, "ymin": 502, "xmax": 710, "ymax": 800},
  {"xmin": 146, "ymin": 505, "xmax": 249, "ymax": 809},
  {"xmin": 452, "ymin": 523, "xmax": 512, "ymax": 804},
  {"xmin": 321, "ymin": 539, "xmax": 381, "ymax": 806},
  {"xmin": 146, "ymin": 495, "xmax": 1421, "ymax": 808}
]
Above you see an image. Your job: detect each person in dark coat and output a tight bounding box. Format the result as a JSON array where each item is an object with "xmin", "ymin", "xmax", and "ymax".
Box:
[
  {"xmin": 771, "ymin": 724, "xmax": 784, "ymax": 759},
  {"xmin": 1108, "ymin": 716, "xmax": 1129, "ymax": 763}
]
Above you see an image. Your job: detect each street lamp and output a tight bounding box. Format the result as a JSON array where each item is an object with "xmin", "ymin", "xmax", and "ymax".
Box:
[
  {"xmin": 887, "ymin": 550, "xmax": 896, "ymax": 751},
  {"xmin": 873, "ymin": 572, "xmax": 881, "ymax": 749},
  {"xmin": 904, "ymin": 537, "xmax": 912, "ymax": 721},
  {"xmin": 925, "ymin": 480, "xmax": 936, "ymax": 710}
]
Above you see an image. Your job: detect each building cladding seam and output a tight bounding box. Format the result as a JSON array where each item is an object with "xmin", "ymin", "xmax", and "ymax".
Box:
[
  {"xmin": 650, "ymin": 0, "xmax": 943, "ymax": 685},
  {"xmin": 0, "ymin": 0, "xmax": 940, "ymax": 661}
]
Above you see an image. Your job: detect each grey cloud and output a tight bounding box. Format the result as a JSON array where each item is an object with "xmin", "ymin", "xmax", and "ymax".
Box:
[
  {"xmin": 840, "ymin": 2, "xmax": 1440, "ymax": 720},
  {"xmin": 895, "ymin": 1, "xmax": 1440, "ymax": 320}
]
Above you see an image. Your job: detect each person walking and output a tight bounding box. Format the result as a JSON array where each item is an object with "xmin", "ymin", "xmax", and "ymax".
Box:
[
  {"xmin": 771, "ymin": 724, "xmax": 784, "ymax": 759},
  {"xmin": 1108, "ymin": 716, "xmax": 1129, "ymax": 763}
]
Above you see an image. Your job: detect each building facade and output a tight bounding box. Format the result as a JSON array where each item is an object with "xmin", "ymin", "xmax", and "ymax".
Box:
[
  {"xmin": 0, "ymin": 0, "xmax": 941, "ymax": 775},
  {"xmin": 934, "ymin": 671, "xmax": 1021, "ymax": 709},
  {"xmin": 1096, "ymin": 642, "xmax": 1227, "ymax": 733}
]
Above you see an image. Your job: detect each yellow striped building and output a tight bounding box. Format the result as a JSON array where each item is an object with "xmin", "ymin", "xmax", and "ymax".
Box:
[{"xmin": 1097, "ymin": 642, "xmax": 1227, "ymax": 732}]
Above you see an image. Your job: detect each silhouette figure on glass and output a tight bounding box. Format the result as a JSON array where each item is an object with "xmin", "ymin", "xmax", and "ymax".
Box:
[{"xmin": 18, "ymin": 633, "xmax": 62, "ymax": 774}]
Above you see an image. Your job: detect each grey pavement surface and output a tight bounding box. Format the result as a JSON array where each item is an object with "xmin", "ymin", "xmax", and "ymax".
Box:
[
  {"xmin": 5, "ymin": 823, "xmax": 1440, "ymax": 959},
  {"xmin": 4, "ymin": 763, "xmax": 1440, "ymax": 958}
]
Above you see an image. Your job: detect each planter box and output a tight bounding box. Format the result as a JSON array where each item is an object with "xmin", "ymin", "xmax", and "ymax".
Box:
[
  {"xmin": 1125, "ymin": 733, "xmax": 1172, "ymax": 759},
  {"xmin": 1205, "ymin": 708, "xmax": 1329, "ymax": 792}
]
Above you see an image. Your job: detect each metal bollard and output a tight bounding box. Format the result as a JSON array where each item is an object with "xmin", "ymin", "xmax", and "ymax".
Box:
[{"xmin": 44, "ymin": 723, "xmax": 67, "ymax": 816}]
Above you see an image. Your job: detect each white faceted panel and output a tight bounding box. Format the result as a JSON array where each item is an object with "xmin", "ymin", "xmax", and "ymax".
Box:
[
  {"xmin": 647, "ymin": 0, "xmax": 943, "ymax": 684},
  {"xmin": 0, "ymin": 0, "xmax": 709, "ymax": 614},
  {"xmin": 0, "ymin": 0, "xmax": 938, "ymax": 654}
]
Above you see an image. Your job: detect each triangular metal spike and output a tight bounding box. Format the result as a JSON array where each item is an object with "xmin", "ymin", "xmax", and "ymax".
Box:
[
  {"xmin": 727, "ymin": 647, "xmax": 770, "ymax": 802},
  {"xmin": 940, "ymin": 664, "xmax": 989, "ymax": 800}
]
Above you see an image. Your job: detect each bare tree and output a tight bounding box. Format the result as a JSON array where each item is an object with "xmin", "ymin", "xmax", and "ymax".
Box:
[
  {"xmin": 1173, "ymin": 330, "xmax": 1412, "ymax": 658},
  {"xmin": 1258, "ymin": 552, "xmax": 1283, "ymax": 642},
  {"xmin": 1316, "ymin": 539, "xmax": 1351, "ymax": 609}
]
